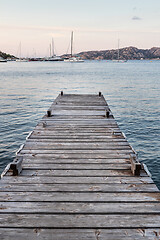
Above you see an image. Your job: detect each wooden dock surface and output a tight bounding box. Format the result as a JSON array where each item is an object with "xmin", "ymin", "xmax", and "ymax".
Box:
[{"xmin": 0, "ymin": 93, "xmax": 160, "ymax": 239}]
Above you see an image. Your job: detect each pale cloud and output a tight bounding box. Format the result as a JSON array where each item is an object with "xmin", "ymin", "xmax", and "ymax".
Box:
[
  {"xmin": 0, "ymin": 24, "xmax": 142, "ymax": 35},
  {"xmin": 132, "ymin": 16, "xmax": 142, "ymax": 21},
  {"xmin": 0, "ymin": 24, "xmax": 116, "ymax": 33},
  {"xmin": 0, "ymin": 24, "xmax": 70, "ymax": 34},
  {"xmin": 1, "ymin": 24, "xmax": 160, "ymax": 36}
]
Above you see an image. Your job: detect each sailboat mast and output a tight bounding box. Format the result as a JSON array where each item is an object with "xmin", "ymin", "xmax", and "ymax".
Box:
[
  {"xmin": 19, "ymin": 42, "xmax": 22, "ymax": 59},
  {"xmin": 52, "ymin": 38, "xmax": 54, "ymax": 56},
  {"xmin": 71, "ymin": 31, "xmax": 73, "ymax": 57},
  {"xmin": 49, "ymin": 44, "xmax": 52, "ymax": 57},
  {"xmin": 118, "ymin": 39, "xmax": 120, "ymax": 61}
]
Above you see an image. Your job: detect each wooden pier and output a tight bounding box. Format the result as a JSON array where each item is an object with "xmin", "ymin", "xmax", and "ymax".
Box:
[{"xmin": 0, "ymin": 93, "xmax": 160, "ymax": 239}]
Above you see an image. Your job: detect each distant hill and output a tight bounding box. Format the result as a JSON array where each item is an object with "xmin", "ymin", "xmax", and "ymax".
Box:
[
  {"xmin": 62, "ymin": 47, "xmax": 160, "ymax": 60},
  {"xmin": 0, "ymin": 51, "xmax": 16, "ymax": 59}
]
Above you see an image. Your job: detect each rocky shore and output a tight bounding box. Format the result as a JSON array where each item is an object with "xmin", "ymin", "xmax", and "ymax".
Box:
[{"xmin": 0, "ymin": 51, "xmax": 16, "ymax": 60}]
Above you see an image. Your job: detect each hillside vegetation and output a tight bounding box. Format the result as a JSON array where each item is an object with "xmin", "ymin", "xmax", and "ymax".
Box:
[
  {"xmin": 78, "ymin": 47, "xmax": 160, "ymax": 60},
  {"xmin": 0, "ymin": 51, "xmax": 16, "ymax": 59}
]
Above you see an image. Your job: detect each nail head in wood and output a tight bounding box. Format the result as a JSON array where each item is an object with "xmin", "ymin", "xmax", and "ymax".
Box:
[{"xmin": 47, "ymin": 110, "xmax": 51, "ymax": 117}]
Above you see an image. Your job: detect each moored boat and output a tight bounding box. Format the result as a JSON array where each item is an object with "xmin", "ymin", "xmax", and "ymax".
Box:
[
  {"xmin": 112, "ymin": 39, "xmax": 127, "ymax": 63},
  {"xmin": 64, "ymin": 31, "xmax": 84, "ymax": 62},
  {"xmin": 0, "ymin": 57, "xmax": 7, "ymax": 62},
  {"xmin": 45, "ymin": 38, "xmax": 63, "ymax": 61}
]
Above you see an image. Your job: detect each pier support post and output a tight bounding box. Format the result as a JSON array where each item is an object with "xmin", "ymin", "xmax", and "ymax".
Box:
[
  {"xmin": 10, "ymin": 156, "xmax": 23, "ymax": 176},
  {"xmin": 47, "ymin": 110, "xmax": 51, "ymax": 117},
  {"xmin": 130, "ymin": 154, "xmax": 141, "ymax": 176},
  {"xmin": 105, "ymin": 110, "xmax": 110, "ymax": 118}
]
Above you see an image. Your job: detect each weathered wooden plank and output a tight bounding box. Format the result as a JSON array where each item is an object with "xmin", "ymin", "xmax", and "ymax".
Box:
[
  {"xmin": 0, "ymin": 175, "xmax": 152, "ymax": 185},
  {"xmin": 22, "ymin": 158, "xmax": 132, "ymax": 166},
  {"xmin": 39, "ymin": 119, "xmax": 117, "ymax": 123},
  {"xmin": 54, "ymin": 98, "xmax": 107, "ymax": 102},
  {"xmin": 48, "ymin": 107, "xmax": 109, "ymax": 110},
  {"xmin": 34, "ymin": 128, "xmax": 120, "ymax": 133},
  {"xmin": 49, "ymin": 107, "xmax": 109, "ymax": 111},
  {"xmin": 50, "ymin": 104, "xmax": 108, "ymax": 108},
  {"xmin": 30, "ymin": 134, "xmax": 123, "ymax": 139},
  {"xmin": 36, "ymin": 122, "xmax": 117, "ymax": 126},
  {"xmin": 45, "ymin": 110, "xmax": 110, "ymax": 116},
  {"xmin": 54, "ymin": 96, "xmax": 106, "ymax": 100},
  {"xmin": 22, "ymin": 158, "xmax": 131, "ymax": 165},
  {"xmin": 20, "ymin": 149, "xmax": 133, "ymax": 154},
  {"xmin": 32, "ymin": 129, "xmax": 121, "ymax": 134},
  {"xmin": 53, "ymin": 96, "xmax": 107, "ymax": 102},
  {"xmin": 58, "ymin": 93, "xmax": 99, "ymax": 96},
  {"xmin": 0, "ymin": 202, "xmax": 160, "ymax": 214},
  {"xmin": 0, "ymin": 214, "xmax": 160, "ymax": 228},
  {"xmin": 52, "ymin": 102, "xmax": 107, "ymax": 106},
  {"xmin": 14, "ymin": 169, "xmax": 133, "ymax": 176},
  {"xmin": 37, "ymin": 123, "xmax": 116, "ymax": 126},
  {"xmin": 21, "ymin": 153, "xmax": 131, "ymax": 160},
  {"xmin": 24, "ymin": 142, "xmax": 130, "ymax": 147},
  {"xmin": 34, "ymin": 128, "xmax": 119, "ymax": 133},
  {"xmin": 31, "ymin": 131, "xmax": 122, "ymax": 136},
  {"xmin": 43, "ymin": 115, "xmax": 109, "ymax": 119},
  {"xmin": 54, "ymin": 97, "xmax": 107, "ymax": 101},
  {"xmin": 0, "ymin": 228, "xmax": 159, "ymax": 240},
  {"xmin": 0, "ymin": 192, "xmax": 159, "ymax": 202},
  {"xmin": 39, "ymin": 122, "xmax": 116, "ymax": 125},
  {"xmin": 39, "ymin": 118, "xmax": 115, "ymax": 122},
  {"xmin": 22, "ymin": 163, "xmax": 131, "ymax": 170},
  {"xmin": 53, "ymin": 117, "xmax": 117, "ymax": 122},
  {"xmin": 28, "ymin": 137, "xmax": 127, "ymax": 142},
  {"xmin": 0, "ymin": 183, "xmax": 158, "ymax": 192},
  {"xmin": 53, "ymin": 99, "xmax": 107, "ymax": 103},
  {"xmin": 23, "ymin": 143, "xmax": 131, "ymax": 150},
  {"xmin": 53, "ymin": 98, "xmax": 106, "ymax": 102},
  {"xmin": 55, "ymin": 94, "xmax": 105, "ymax": 98},
  {"xmin": 48, "ymin": 108, "xmax": 112, "ymax": 113},
  {"xmin": 52, "ymin": 103, "xmax": 108, "ymax": 106}
]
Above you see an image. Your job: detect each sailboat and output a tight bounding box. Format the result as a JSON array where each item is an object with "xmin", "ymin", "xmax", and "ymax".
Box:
[
  {"xmin": 16, "ymin": 42, "xmax": 28, "ymax": 62},
  {"xmin": 0, "ymin": 57, "xmax": 7, "ymax": 62},
  {"xmin": 112, "ymin": 39, "xmax": 127, "ymax": 63},
  {"xmin": 46, "ymin": 39, "xmax": 63, "ymax": 61},
  {"xmin": 64, "ymin": 32, "xmax": 84, "ymax": 62}
]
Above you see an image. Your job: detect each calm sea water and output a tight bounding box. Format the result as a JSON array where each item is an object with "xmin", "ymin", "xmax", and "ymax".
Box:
[{"xmin": 0, "ymin": 60, "xmax": 160, "ymax": 188}]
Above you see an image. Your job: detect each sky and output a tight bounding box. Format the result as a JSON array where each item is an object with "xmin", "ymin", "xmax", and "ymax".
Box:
[{"xmin": 0, "ymin": 0, "xmax": 160, "ymax": 57}]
